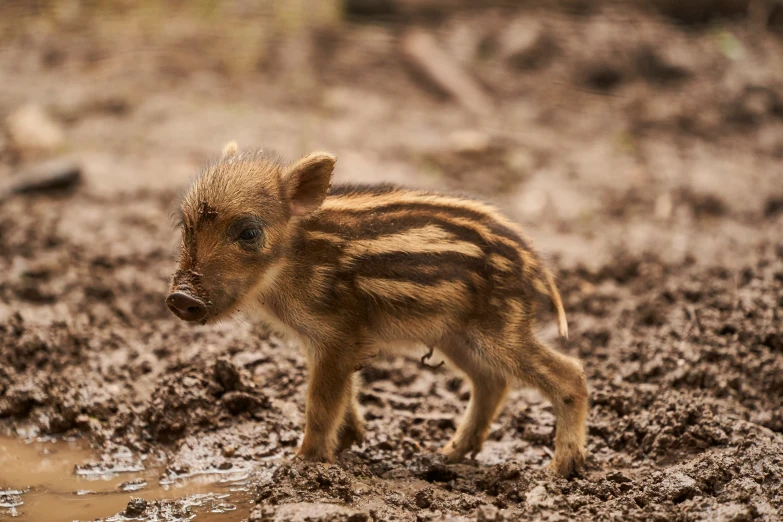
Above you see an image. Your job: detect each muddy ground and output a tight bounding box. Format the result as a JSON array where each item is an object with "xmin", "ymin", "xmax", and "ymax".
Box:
[{"xmin": 1, "ymin": 1, "xmax": 782, "ymax": 520}]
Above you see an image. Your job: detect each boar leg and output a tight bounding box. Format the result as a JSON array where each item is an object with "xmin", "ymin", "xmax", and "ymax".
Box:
[
  {"xmin": 337, "ymin": 373, "xmax": 365, "ymax": 451},
  {"xmin": 297, "ymin": 353, "xmax": 356, "ymax": 462},
  {"xmin": 439, "ymin": 338, "xmax": 509, "ymax": 462},
  {"xmin": 515, "ymin": 337, "xmax": 588, "ymax": 478}
]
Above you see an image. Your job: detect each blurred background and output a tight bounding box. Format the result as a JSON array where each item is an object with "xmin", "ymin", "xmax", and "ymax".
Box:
[
  {"xmin": 1, "ymin": 0, "xmax": 781, "ymax": 267},
  {"xmin": 1, "ymin": 1, "xmax": 783, "ymax": 521}
]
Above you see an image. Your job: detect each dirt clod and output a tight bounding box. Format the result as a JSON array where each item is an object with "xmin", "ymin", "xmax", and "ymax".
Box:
[{"xmin": 124, "ymin": 498, "xmax": 148, "ymax": 517}]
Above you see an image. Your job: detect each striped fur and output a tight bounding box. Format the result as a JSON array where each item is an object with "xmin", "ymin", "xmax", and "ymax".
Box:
[
  {"xmin": 300, "ymin": 183, "xmax": 568, "ymax": 341},
  {"xmin": 168, "ymin": 147, "xmax": 587, "ymax": 478}
]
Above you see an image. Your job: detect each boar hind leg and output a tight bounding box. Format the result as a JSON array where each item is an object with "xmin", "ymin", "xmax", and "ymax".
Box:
[
  {"xmin": 439, "ymin": 338, "xmax": 509, "ymax": 462},
  {"xmin": 297, "ymin": 351, "xmax": 357, "ymax": 462},
  {"xmin": 337, "ymin": 373, "xmax": 365, "ymax": 451},
  {"xmin": 514, "ymin": 336, "xmax": 588, "ymax": 478}
]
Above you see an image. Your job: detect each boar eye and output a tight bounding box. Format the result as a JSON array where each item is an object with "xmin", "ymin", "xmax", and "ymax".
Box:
[
  {"xmin": 238, "ymin": 227, "xmax": 261, "ymax": 242},
  {"xmin": 230, "ymin": 217, "xmax": 265, "ymax": 247}
]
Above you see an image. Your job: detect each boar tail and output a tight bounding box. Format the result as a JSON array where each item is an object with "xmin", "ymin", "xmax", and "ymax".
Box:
[{"xmin": 542, "ymin": 267, "xmax": 568, "ymax": 341}]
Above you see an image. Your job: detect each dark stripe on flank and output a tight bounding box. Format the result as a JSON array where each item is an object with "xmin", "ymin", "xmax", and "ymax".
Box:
[
  {"xmin": 343, "ymin": 250, "xmax": 497, "ymax": 285},
  {"xmin": 307, "ymin": 210, "xmax": 524, "ymax": 267},
  {"xmin": 328, "ymin": 201, "xmax": 529, "ymax": 251}
]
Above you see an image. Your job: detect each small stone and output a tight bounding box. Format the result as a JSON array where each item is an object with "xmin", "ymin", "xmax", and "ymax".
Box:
[
  {"xmin": 222, "ymin": 445, "xmax": 236, "ymax": 458},
  {"xmin": 124, "ymin": 497, "xmax": 148, "ymax": 517},
  {"xmin": 5, "ymin": 104, "xmax": 66, "ymax": 157}
]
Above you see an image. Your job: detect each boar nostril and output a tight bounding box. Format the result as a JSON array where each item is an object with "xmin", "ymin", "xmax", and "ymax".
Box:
[{"xmin": 166, "ymin": 292, "xmax": 207, "ymax": 322}]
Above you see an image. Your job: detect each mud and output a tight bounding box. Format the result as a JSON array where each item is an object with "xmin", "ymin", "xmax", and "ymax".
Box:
[
  {"xmin": 0, "ymin": 435, "xmax": 252, "ymax": 521},
  {"xmin": 1, "ymin": 1, "xmax": 782, "ymax": 521}
]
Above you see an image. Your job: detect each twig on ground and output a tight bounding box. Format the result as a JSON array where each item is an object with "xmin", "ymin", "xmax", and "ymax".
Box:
[
  {"xmin": 0, "ymin": 158, "xmax": 81, "ymax": 202},
  {"xmin": 402, "ymin": 28, "xmax": 494, "ymax": 117}
]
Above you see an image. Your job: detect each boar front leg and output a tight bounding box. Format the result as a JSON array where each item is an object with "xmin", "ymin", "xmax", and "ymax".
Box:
[{"xmin": 297, "ymin": 349, "xmax": 356, "ymax": 462}]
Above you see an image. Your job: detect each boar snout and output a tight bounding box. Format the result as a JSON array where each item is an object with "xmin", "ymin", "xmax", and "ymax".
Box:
[{"xmin": 166, "ymin": 291, "xmax": 207, "ymax": 322}]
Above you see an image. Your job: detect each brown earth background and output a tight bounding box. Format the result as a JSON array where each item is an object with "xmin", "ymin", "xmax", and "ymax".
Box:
[{"xmin": 1, "ymin": 0, "xmax": 783, "ymax": 520}]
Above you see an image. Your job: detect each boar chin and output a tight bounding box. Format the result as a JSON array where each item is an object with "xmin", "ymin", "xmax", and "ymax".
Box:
[{"xmin": 200, "ymin": 281, "xmax": 257, "ymax": 324}]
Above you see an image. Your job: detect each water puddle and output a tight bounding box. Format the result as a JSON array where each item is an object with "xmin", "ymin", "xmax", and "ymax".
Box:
[{"xmin": 0, "ymin": 435, "xmax": 253, "ymax": 521}]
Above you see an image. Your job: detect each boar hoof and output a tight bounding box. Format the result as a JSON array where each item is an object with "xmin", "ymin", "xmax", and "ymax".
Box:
[
  {"xmin": 549, "ymin": 446, "xmax": 585, "ymax": 479},
  {"xmin": 439, "ymin": 440, "xmax": 475, "ymax": 463},
  {"xmin": 295, "ymin": 447, "xmax": 334, "ymax": 464}
]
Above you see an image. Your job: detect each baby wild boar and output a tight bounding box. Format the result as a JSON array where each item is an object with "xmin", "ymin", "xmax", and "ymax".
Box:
[{"xmin": 167, "ymin": 143, "xmax": 588, "ymax": 478}]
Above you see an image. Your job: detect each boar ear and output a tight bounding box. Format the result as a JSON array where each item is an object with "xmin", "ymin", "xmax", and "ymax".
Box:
[
  {"xmin": 221, "ymin": 141, "xmax": 239, "ymax": 159},
  {"xmin": 283, "ymin": 152, "xmax": 336, "ymax": 217}
]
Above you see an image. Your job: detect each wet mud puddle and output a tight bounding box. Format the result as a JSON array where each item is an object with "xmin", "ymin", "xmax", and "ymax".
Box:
[{"xmin": 0, "ymin": 436, "xmax": 253, "ymax": 521}]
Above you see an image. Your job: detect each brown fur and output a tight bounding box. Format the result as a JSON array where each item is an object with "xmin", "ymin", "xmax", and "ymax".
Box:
[{"xmin": 168, "ymin": 145, "xmax": 588, "ymax": 478}]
